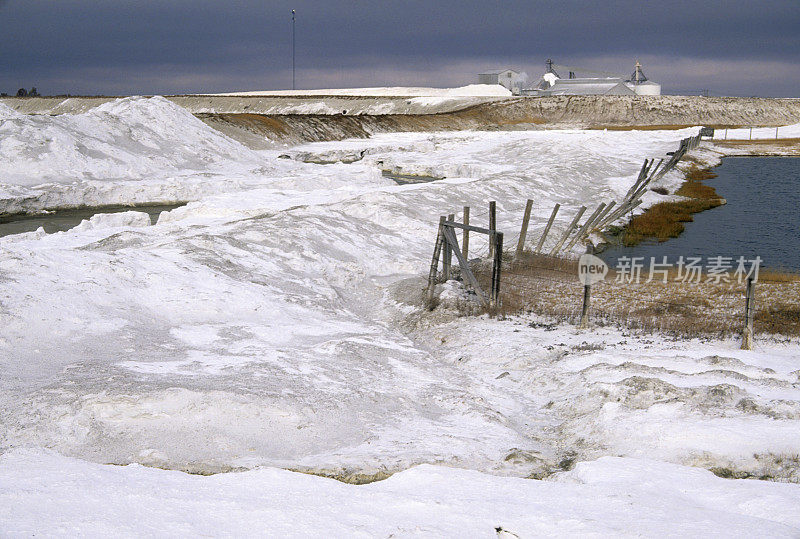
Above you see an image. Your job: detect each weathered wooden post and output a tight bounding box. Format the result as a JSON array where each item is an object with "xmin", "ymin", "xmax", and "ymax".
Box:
[
  {"xmin": 566, "ymin": 202, "xmax": 606, "ymax": 252},
  {"xmin": 535, "ymin": 203, "xmax": 559, "ymax": 253},
  {"xmin": 550, "ymin": 206, "xmax": 586, "ymax": 256},
  {"xmin": 488, "ymin": 200, "xmax": 497, "ymax": 259},
  {"xmin": 515, "ymin": 199, "xmax": 533, "ymax": 260},
  {"xmin": 741, "ymin": 276, "xmax": 755, "ymax": 350},
  {"xmin": 425, "ymin": 216, "xmax": 446, "ymax": 306},
  {"xmin": 462, "ymin": 206, "xmax": 470, "ymax": 260},
  {"xmin": 490, "ymin": 231, "xmax": 504, "ymax": 311},
  {"xmin": 579, "ymin": 243, "xmax": 593, "ymax": 328},
  {"xmin": 442, "ymin": 214, "xmax": 454, "ymax": 280}
]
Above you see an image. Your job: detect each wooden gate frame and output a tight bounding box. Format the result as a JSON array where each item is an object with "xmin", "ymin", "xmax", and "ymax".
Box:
[{"xmin": 426, "ymin": 216, "xmax": 503, "ymax": 309}]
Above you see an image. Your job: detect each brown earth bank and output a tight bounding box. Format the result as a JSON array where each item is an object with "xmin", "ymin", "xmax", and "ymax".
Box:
[
  {"xmin": 4, "ymin": 94, "xmax": 800, "ymax": 146},
  {"xmin": 198, "ymin": 96, "xmax": 800, "ymax": 146}
]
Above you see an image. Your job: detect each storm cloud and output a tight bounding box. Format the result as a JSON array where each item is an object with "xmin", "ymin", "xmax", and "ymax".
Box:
[{"xmin": 1, "ymin": 0, "xmax": 798, "ymax": 96}]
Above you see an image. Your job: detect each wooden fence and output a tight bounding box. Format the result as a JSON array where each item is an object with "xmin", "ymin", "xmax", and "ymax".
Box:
[{"xmin": 424, "ymin": 133, "xmax": 799, "ymax": 347}]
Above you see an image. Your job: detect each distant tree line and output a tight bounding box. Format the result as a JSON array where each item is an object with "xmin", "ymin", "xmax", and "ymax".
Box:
[
  {"xmin": 14, "ymin": 87, "xmax": 39, "ymax": 97},
  {"xmin": 1, "ymin": 88, "xmax": 41, "ymax": 97}
]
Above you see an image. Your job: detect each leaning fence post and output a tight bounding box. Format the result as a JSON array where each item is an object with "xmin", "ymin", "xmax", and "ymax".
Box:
[
  {"xmin": 425, "ymin": 216, "xmax": 446, "ymax": 305},
  {"xmin": 442, "ymin": 213, "xmax": 454, "ymax": 280},
  {"xmin": 488, "ymin": 200, "xmax": 497, "ymax": 259},
  {"xmin": 579, "ymin": 243, "xmax": 593, "ymax": 328},
  {"xmin": 515, "ymin": 199, "xmax": 533, "ymax": 259},
  {"xmin": 535, "ymin": 203, "xmax": 559, "ymax": 253},
  {"xmin": 462, "ymin": 206, "xmax": 470, "ymax": 260},
  {"xmin": 741, "ymin": 276, "xmax": 755, "ymax": 350},
  {"xmin": 550, "ymin": 206, "xmax": 586, "ymax": 256},
  {"xmin": 491, "ymin": 231, "xmax": 504, "ymax": 311},
  {"xmin": 566, "ymin": 202, "xmax": 606, "ymax": 252}
]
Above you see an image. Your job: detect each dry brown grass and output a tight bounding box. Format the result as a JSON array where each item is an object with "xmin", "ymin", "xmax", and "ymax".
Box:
[
  {"xmin": 457, "ymin": 251, "xmax": 800, "ymax": 338},
  {"xmin": 621, "ymin": 165, "xmax": 724, "ymax": 246}
]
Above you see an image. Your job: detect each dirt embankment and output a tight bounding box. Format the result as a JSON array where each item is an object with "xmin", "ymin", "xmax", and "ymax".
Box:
[
  {"xmin": 4, "ymin": 94, "xmax": 800, "ymax": 147},
  {"xmin": 197, "ymin": 95, "xmax": 800, "ymax": 147}
]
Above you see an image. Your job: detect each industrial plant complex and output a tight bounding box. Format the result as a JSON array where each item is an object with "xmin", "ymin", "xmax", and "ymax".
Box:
[{"xmin": 479, "ymin": 59, "xmax": 661, "ymax": 96}]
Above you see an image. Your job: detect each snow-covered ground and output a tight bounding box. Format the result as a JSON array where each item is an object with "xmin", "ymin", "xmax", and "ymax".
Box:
[
  {"xmin": 3, "ymin": 450, "xmax": 799, "ymax": 537},
  {"xmin": 713, "ymin": 123, "xmax": 800, "ymax": 140},
  {"xmin": 210, "ymin": 83, "xmax": 513, "ymax": 97},
  {"xmin": 1, "ymin": 97, "xmax": 799, "ymax": 534}
]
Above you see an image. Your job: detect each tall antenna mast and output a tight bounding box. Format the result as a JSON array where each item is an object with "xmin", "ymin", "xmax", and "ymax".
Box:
[{"xmin": 292, "ymin": 9, "xmax": 296, "ymax": 90}]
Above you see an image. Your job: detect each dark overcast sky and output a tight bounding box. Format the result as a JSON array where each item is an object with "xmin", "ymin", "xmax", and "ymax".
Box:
[{"xmin": 1, "ymin": 1, "xmax": 798, "ymax": 97}]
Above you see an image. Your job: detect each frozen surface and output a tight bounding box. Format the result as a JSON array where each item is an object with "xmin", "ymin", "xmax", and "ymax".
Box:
[
  {"xmin": 2, "ymin": 449, "xmax": 799, "ymax": 537},
  {"xmin": 1, "ymin": 97, "xmax": 799, "ymax": 532},
  {"xmin": 0, "ymin": 96, "xmax": 276, "ymax": 213},
  {"xmin": 713, "ymin": 122, "xmax": 800, "ymax": 140},
  {"xmin": 211, "ymin": 84, "xmax": 513, "ymax": 97}
]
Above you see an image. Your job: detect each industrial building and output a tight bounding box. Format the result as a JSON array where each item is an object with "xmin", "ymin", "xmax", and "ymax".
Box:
[
  {"xmin": 478, "ymin": 69, "xmax": 525, "ymax": 94},
  {"xmin": 520, "ymin": 60, "xmax": 661, "ymax": 96}
]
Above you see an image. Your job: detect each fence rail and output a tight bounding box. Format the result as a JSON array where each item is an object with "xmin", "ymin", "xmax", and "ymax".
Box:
[{"xmin": 424, "ymin": 131, "xmax": 799, "ymax": 346}]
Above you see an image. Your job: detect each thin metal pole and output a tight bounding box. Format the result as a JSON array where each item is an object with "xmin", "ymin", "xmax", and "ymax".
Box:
[{"xmin": 292, "ymin": 10, "xmax": 296, "ymax": 90}]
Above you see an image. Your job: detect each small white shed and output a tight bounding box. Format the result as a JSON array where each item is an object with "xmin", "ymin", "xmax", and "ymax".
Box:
[{"xmin": 478, "ymin": 69, "xmax": 524, "ymax": 93}]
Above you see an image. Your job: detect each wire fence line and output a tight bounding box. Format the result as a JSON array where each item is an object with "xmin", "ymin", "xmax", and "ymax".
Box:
[
  {"xmin": 424, "ymin": 132, "xmax": 799, "ymax": 344},
  {"xmin": 459, "ymin": 252, "xmax": 796, "ymax": 342}
]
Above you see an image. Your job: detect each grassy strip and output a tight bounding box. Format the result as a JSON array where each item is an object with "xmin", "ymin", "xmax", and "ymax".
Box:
[
  {"xmin": 460, "ymin": 252, "xmax": 800, "ymax": 339},
  {"xmin": 621, "ymin": 165, "xmax": 724, "ymax": 246}
]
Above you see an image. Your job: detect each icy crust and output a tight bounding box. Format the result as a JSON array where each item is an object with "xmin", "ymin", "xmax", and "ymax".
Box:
[
  {"xmin": 0, "ymin": 96, "xmax": 275, "ymax": 212},
  {"xmin": 211, "ymin": 84, "xmax": 514, "ymax": 97},
  {"xmin": 0, "ymin": 102, "xmax": 23, "ymax": 120},
  {"xmin": 713, "ymin": 122, "xmax": 800, "ymax": 140},
  {"xmin": 2, "ymin": 450, "xmax": 800, "ymax": 537},
  {"xmin": 71, "ymin": 211, "xmax": 152, "ymax": 232},
  {"xmin": 1, "ymin": 124, "xmax": 798, "ymax": 483},
  {"xmin": 414, "ymin": 313, "xmax": 800, "ymax": 482}
]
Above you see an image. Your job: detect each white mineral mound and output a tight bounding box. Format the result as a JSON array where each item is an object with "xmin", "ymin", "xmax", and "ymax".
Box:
[
  {"xmin": 0, "ymin": 96, "xmax": 268, "ymax": 187},
  {"xmin": 211, "ymin": 84, "xmax": 513, "ymax": 97}
]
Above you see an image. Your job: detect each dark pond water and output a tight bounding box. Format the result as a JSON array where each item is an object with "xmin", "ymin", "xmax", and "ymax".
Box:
[
  {"xmin": 381, "ymin": 170, "xmax": 444, "ymax": 185},
  {"xmin": 0, "ymin": 204, "xmax": 186, "ymax": 237},
  {"xmin": 602, "ymin": 157, "xmax": 800, "ymax": 272}
]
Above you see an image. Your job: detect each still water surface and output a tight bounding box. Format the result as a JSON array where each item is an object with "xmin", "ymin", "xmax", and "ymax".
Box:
[
  {"xmin": 0, "ymin": 204, "xmax": 185, "ymax": 237},
  {"xmin": 602, "ymin": 157, "xmax": 800, "ymax": 272}
]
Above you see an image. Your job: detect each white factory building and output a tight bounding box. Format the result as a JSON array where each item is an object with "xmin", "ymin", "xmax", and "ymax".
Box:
[
  {"xmin": 478, "ymin": 69, "xmax": 526, "ymax": 94},
  {"xmin": 514, "ymin": 60, "xmax": 661, "ymax": 96}
]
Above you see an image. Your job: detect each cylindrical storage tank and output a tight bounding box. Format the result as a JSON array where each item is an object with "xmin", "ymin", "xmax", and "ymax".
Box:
[{"xmin": 634, "ymin": 82, "xmax": 661, "ymax": 95}]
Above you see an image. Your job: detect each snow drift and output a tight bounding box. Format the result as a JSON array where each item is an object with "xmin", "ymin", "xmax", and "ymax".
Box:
[
  {"xmin": 0, "ymin": 96, "xmax": 274, "ymax": 214},
  {"xmin": 1, "ymin": 99, "xmax": 799, "ymax": 536},
  {"xmin": 211, "ymin": 83, "xmax": 513, "ymax": 97}
]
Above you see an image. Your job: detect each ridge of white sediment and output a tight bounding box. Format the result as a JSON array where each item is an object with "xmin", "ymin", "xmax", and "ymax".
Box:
[{"xmin": 1, "ymin": 96, "xmax": 799, "ymax": 533}]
